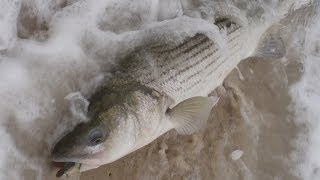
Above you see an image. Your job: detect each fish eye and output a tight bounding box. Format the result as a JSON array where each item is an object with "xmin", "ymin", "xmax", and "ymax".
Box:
[{"xmin": 88, "ymin": 128, "xmax": 105, "ymax": 146}]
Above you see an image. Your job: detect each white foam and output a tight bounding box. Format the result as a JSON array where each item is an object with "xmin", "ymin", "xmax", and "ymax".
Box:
[
  {"xmin": 0, "ymin": 0, "xmax": 316, "ymax": 179},
  {"xmin": 0, "ymin": 0, "xmax": 228, "ymax": 179},
  {"xmin": 230, "ymin": 150, "xmax": 244, "ymax": 161},
  {"xmin": 289, "ymin": 2, "xmax": 320, "ymax": 179},
  {"xmin": 0, "ymin": 0, "xmax": 20, "ymax": 50}
]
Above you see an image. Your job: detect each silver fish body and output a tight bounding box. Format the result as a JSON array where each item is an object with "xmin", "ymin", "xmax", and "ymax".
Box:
[
  {"xmin": 51, "ymin": 17, "xmax": 274, "ymax": 174},
  {"xmin": 52, "ymin": 0, "xmax": 312, "ymax": 172}
]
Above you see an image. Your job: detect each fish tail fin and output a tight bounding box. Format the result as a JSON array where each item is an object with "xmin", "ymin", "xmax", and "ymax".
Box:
[{"xmin": 254, "ymin": 26, "xmax": 286, "ymax": 59}]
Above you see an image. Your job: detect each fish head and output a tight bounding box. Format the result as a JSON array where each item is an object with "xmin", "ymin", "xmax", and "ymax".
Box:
[
  {"xmin": 52, "ymin": 103, "xmax": 136, "ymax": 170},
  {"xmin": 51, "ymin": 113, "xmax": 118, "ymax": 168},
  {"xmin": 52, "ymin": 80, "xmax": 171, "ymax": 171}
]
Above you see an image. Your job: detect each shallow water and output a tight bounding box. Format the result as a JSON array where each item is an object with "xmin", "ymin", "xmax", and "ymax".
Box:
[
  {"xmin": 0, "ymin": 0, "xmax": 319, "ymax": 180},
  {"xmin": 81, "ymin": 57, "xmax": 301, "ymax": 180}
]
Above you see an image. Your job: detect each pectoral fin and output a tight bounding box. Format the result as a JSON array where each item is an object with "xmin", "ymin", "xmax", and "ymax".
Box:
[{"xmin": 167, "ymin": 96, "xmax": 219, "ymax": 135}]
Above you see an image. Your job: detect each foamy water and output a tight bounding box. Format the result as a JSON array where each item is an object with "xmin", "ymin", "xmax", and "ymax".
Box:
[
  {"xmin": 0, "ymin": 0, "xmax": 318, "ymax": 180},
  {"xmin": 288, "ymin": 2, "xmax": 320, "ymax": 179}
]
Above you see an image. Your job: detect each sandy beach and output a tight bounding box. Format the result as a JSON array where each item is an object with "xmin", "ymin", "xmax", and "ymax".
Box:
[{"xmin": 80, "ymin": 56, "xmax": 302, "ymax": 180}]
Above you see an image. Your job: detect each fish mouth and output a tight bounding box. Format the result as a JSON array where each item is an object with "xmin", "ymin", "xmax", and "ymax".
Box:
[
  {"xmin": 52, "ymin": 156, "xmax": 83, "ymax": 177},
  {"xmin": 52, "ymin": 161, "xmax": 81, "ymax": 178},
  {"xmin": 52, "ymin": 153, "xmax": 104, "ymax": 176},
  {"xmin": 53, "ymin": 162, "xmax": 81, "ymax": 178}
]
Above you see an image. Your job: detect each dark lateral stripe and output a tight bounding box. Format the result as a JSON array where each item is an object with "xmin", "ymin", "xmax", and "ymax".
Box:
[
  {"xmin": 160, "ymin": 27, "xmax": 242, "ymax": 85},
  {"xmin": 152, "ymin": 34, "xmax": 207, "ymax": 54},
  {"xmin": 135, "ymin": 35, "xmax": 239, "ymax": 85},
  {"xmin": 205, "ymin": 45, "xmax": 242, "ymax": 78},
  {"xmin": 178, "ymin": 38, "xmax": 210, "ymax": 57},
  {"xmin": 182, "ymin": 79, "xmax": 202, "ymax": 93},
  {"xmin": 143, "ymin": 23, "xmax": 242, "ymax": 86},
  {"xmin": 159, "ymin": 45, "xmax": 216, "ymax": 85},
  {"xmin": 158, "ymin": 40, "xmax": 215, "ymax": 78},
  {"xmin": 173, "ymin": 42, "xmax": 216, "ymax": 74},
  {"xmin": 159, "ymin": 25, "xmax": 241, "ymax": 61},
  {"xmin": 146, "ymin": 22, "xmax": 241, "ymax": 73},
  {"xmin": 126, "ymin": 37, "xmax": 207, "ymax": 80},
  {"xmin": 158, "ymin": 25, "xmax": 241, "ymax": 71},
  {"xmin": 157, "ymin": 35, "xmax": 211, "ymax": 67},
  {"xmin": 174, "ymin": 33, "xmax": 242, "ymax": 88},
  {"xmin": 185, "ymin": 48, "xmax": 232, "ymax": 84},
  {"xmin": 156, "ymin": 24, "xmax": 241, "ymax": 66},
  {"xmin": 179, "ymin": 49, "xmax": 220, "ymax": 85},
  {"xmin": 180, "ymin": 51, "xmax": 218, "ymax": 84},
  {"xmin": 172, "ymin": 79, "xmax": 201, "ymax": 93},
  {"xmin": 199, "ymin": 30, "xmax": 242, "ymax": 71}
]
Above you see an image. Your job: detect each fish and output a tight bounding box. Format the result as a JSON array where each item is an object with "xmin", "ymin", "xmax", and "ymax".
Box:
[
  {"xmin": 51, "ymin": 15, "xmax": 286, "ymax": 175},
  {"xmin": 51, "ymin": 17, "xmax": 284, "ymax": 175}
]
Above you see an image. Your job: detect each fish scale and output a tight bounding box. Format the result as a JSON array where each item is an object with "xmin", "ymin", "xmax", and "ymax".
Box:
[{"xmin": 123, "ymin": 19, "xmax": 258, "ymax": 106}]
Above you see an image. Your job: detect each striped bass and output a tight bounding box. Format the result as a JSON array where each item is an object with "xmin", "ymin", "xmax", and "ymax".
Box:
[{"xmin": 51, "ymin": 0, "xmax": 301, "ymax": 173}]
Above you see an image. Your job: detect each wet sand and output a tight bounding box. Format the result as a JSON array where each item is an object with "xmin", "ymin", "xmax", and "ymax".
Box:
[{"xmin": 79, "ymin": 57, "xmax": 302, "ymax": 180}]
